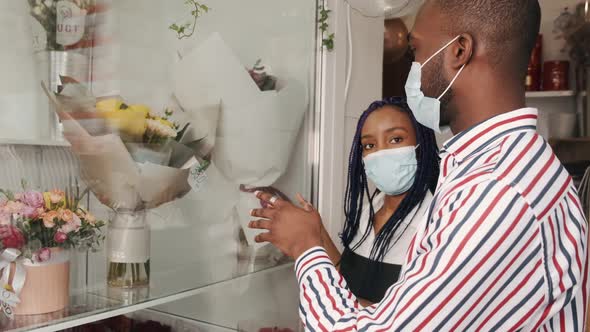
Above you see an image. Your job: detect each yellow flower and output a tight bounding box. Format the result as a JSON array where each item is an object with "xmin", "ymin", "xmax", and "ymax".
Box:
[
  {"xmin": 43, "ymin": 192, "xmax": 51, "ymax": 209},
  {"xmin": 96, "ymin": 98, "xmax": 123, "ymax": 113},
  {"xmin": 127, "ymin": 104, "xmax": 151, "ymax": 119},
  {"xmin": 100, "ymin": 110, "xmax": 147, "ymax": 139}
]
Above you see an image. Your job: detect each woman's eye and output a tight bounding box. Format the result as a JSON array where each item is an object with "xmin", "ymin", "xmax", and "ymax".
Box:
[
  {"xmin": 363, "ymin": 144, "xmax": 374, "ymax": 150},
  {"xmin": 390, "ymin": 137, "xmax": 403, "ymax": 144}
]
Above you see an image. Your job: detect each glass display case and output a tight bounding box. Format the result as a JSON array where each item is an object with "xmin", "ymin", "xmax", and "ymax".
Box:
[{"xmin": 0, "ymin": 0, "xmax": 321, "ymax": 330}]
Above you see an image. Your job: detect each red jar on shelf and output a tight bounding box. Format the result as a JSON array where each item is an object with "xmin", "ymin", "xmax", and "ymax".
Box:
[
  {"xmin": 525, "ymin": 34, "xmax": 543, "ymax": 91},
  {"xmin": 543, "ymin": 60, "xmax": 569, "ymax": 91}
]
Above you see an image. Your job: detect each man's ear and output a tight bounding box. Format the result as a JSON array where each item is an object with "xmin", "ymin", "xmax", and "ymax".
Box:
[{"xmin": 447, "ymin": 33, "xmax": 474, "ymax": 70}]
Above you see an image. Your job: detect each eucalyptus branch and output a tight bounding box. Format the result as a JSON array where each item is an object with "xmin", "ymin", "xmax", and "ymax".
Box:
[
  {"xmin": 170, "ymin": 0, "xmax": 211, "ymax": 40},
  {"xmin": 318, "ymin": 3, "xmax": 334, "ymax": 51}
]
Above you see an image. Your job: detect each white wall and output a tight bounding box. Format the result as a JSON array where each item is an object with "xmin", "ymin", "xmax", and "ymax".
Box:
[{"xmin": 318, "ymin": 2, "xmax": 384, "ymax": 251}]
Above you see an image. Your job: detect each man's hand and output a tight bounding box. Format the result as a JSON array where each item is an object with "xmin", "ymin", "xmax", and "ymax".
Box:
[{"xmin": 248, "ymin": 191, "xmax": 322, "ymax": 259}]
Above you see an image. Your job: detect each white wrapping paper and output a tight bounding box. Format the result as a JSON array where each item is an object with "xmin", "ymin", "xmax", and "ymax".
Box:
[{"xmin": 173, "ymin": 33, "xmax": 307, "ymax": 246}]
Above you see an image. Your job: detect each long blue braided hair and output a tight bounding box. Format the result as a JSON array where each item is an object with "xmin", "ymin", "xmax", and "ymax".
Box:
[{"xmin": 341, "ymin": 96, "xmax": 440, "ymax": 264}]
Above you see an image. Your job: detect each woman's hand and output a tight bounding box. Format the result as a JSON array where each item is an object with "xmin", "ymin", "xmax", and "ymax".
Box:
[{"xmin": 248, "ymin": 191, "xmax": 322, "ymax": 259}]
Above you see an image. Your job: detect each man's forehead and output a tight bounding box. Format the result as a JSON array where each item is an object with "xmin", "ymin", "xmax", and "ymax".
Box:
[{"xmin": 411, "ymin": 2, "xmax": 443, "ymax": 41}]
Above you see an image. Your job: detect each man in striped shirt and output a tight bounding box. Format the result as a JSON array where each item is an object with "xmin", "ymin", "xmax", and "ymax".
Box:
[{"xmin": 249, "ymin": 0, "xmax": 589, "ymax": 330}]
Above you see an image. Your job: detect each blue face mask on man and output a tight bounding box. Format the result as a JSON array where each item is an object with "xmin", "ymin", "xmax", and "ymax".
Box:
[
  {"xmin": 363, "ymin": 146, "xmax": 418, "ymax": 196},
  {"xmin": 405, "ymin": 35, "xmax": 465, "ymax": 133}
]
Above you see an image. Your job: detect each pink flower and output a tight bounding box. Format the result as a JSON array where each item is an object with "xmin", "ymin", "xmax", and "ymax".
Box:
[
  {"xmin": 22, "ymin": 206, "xmax": 39, "ymax": 219},
  {"xmin": 59, "ymin": 209, "xmax": 74, "ymax": 223},
  {"xmin": 59, "ymin": 215, "xmax": 81, "ymax": 234},
  {"xmin": 14, "ymin": 193, "xmax": 22, "ymax": 201},
  {"xmin": 4, "ymin": 201, "xmax": 26, "ymax": 215},
  {"xmin": 21, "ymin": 191, "xmax": 44, "ymax": 209},
  {"xmin": 84, "ymin": 212, "xmax": 96, "ymax": 225},
  {"xmin": 49, "ymin": 190, "xmax": 65, "ymax": 204},
  {"xmin": 54, "ymin": 231, "xmax": 67, "ymax": 244},
  {"xmin": 42, "ymin": 210, "xmax": 59, "ymax": 228},
  {"xmin": 0, "ymin": 212, "xmax": 11, "ymax": 226},
  {"xmin": 35, "ymin": 248, "xmax": 51, "ymax": 263},
  {"xmin": 0, "ymin": 225, "xmax": 25, "ymax": 249}
]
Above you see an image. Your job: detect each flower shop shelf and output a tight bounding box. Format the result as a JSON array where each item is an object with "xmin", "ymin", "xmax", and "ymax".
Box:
[{"xmin": 3, "ymin": 261, "xmax": 291, "ymax": 332}]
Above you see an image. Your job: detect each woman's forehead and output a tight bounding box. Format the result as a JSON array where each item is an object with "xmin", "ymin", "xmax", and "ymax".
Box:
[{"xmin": 363, "ymin": 106, "xmax": 412, "ymax": 130}]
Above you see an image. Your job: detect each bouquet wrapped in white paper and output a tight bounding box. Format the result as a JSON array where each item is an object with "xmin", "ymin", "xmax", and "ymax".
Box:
[
  {"xmin": 173, "ymin": 33, "xmax": 307, "ymax": 248},
  {"xmin": 42, "ymin": 81, "xmax": 216, "ymax": 287}
]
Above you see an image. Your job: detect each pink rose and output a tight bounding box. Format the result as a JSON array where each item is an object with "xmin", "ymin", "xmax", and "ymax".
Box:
[
  {"xmin": 54, "ymin": 231, "xmax": 67, "ymax": 244},
  {"xmin": 42, "ymin": 211, "xmax": 59, "ymax": 228},
  {"xmin": 59, "ymin": 209, "xmax": 74, "ymax": 223},
  {"xmin": 21, "ymin": 191, "xmax": 44, "ymax": 209},
  {"xmin": 35, "ymin": 248, "xmax": 51, "ymax": 263},
  {"xmin": 0, "ymin": 225, "xmax": 25, "ymax": 249}
]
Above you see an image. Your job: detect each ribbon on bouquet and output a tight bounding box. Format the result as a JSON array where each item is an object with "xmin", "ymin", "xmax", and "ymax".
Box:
[{"xmin": 0, "ymin": 249, "xmax": 25, "ymax": 319}]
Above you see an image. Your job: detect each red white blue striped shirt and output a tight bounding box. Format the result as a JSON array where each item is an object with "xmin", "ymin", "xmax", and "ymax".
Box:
[{"xmin": 296, "ymin": 108, "xmax": 589, "ymax": 331}]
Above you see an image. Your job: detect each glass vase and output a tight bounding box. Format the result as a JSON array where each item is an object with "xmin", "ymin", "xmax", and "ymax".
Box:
[{"xmin": 107, "ymin": 211, "xmax": 150, "ymax": 288}]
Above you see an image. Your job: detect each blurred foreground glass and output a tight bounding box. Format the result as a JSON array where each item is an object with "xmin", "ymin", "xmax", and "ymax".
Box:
[{"xmin": 28, "ymin": 0, "xmax": 97, "ymax": 140}]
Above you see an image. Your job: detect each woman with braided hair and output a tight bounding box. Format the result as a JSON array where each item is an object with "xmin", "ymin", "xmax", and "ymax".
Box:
[{"xmin": 318, "ymin": 96, "xmax": 440, "ymax": 306}]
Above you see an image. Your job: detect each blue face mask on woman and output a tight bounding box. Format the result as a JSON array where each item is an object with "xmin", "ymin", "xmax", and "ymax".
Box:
[
  {"xmin": 363, "ymin": 146, "xmax": 418, "ymax": 196},
  {"xmin": 405, "ymin": 35, "xmax": 465, "ymax": 133}
]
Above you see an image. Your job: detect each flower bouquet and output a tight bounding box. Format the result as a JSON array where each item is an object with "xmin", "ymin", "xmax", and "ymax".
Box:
[
  {"xmin": 28, "ymin": 0, "xmax": 96, "ymax": 52},
  {"xmin": 172, "ymin": 33, "xmax": 307, "ymax": 249},
  {"xmin": 0, "ymin": 183, "xmax": 104, "ymax": 317},
  {"xmin": 41, "ymin": 79, "xmax": 214, "ymax": 288}
]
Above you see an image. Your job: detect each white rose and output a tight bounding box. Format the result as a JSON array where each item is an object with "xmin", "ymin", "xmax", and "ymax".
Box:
[{"xmin": 147, "ymin": 119, "xmax": 177, "ymax": 139}]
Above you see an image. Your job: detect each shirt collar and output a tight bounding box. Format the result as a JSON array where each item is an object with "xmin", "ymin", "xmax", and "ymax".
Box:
[{"xmin": 441, "ymin": 108, "xmax": 538, "ymax": 163}]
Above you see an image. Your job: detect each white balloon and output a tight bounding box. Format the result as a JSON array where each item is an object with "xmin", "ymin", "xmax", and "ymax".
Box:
[{"xmin": 345, "ymin": 0, "xmax": 424, "ymax": 18}]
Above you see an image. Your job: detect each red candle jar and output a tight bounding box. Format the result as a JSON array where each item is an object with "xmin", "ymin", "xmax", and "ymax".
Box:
[
  {"xmin": 526, "ymin": 64, "xmax": 541, "ymax": 91},
  {"xmin": 543, "ymin": 61, "xmax": 569, "ymax": 91}
]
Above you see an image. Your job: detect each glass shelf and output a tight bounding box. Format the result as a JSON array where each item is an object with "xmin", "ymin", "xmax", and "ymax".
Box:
[
  {"xmin": 154, "ymin": 263, "xmax": 301, "ymax": 332},
  {"xmin": 0, "ymin": 0, "xmax": 319, "ymax": 330},
  {"xmin": 3, "ymin": 260, "xmax": 292, "ymax": 332},
  {"xmin": 0, "ymin": 138, "xmax": 70, "ymax": 147}
]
